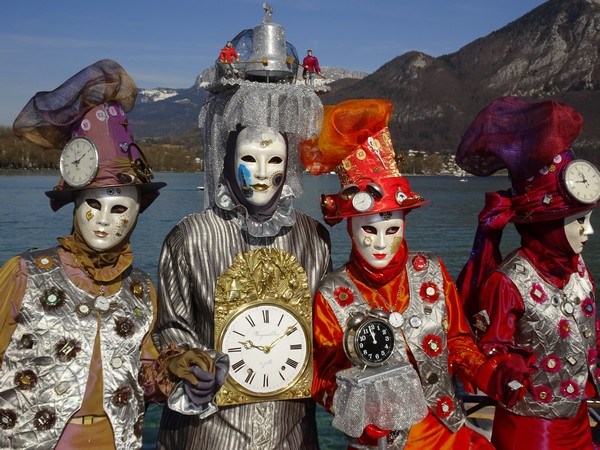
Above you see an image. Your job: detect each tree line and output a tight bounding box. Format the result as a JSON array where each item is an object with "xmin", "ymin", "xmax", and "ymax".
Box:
[{"xmin": 0, "ymin": 125, "xmax": 513, "ymax": 176}]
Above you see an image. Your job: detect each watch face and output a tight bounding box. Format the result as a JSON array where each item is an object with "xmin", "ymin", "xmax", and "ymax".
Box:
[
  {"xmin": 563, "ymin": 160, "xmax": 600, "ymax": 204},
  {"xmin": 352, "ymin": 191, "xmax": 374, "ymax": 212},
  {"xmin": 60, "ymin": 137, "xmax": 99, "ymax": 188},
  {"xmin": 352, "ymin": 319, "xmax": 395, "ymax": 366},
  {"xmin": 219, "ymin": 303, "xmax": 309, "ymax": 396}
]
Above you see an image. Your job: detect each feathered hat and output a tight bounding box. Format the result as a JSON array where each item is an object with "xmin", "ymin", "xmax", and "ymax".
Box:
[{"xmin": 301, "ymin": 99, "xmax": 428, "ymax": 225}]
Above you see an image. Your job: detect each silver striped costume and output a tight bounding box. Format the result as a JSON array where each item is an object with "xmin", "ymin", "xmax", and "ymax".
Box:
[{"xmin": 152, "ymin": 206, "xmax": 331, "ymax": 449}]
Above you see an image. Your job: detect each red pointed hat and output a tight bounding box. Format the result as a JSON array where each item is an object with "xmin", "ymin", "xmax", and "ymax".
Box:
[
  {"xmin": 456, "ymin": 96, "xmax": 600, "ymax": 223},
  {"xmin": 301, "ymin": 99, "xmax": 428, "ymax": 225},
  {"xmin": 13, "ymin": 59, "xmax": 165, "ymax": 212}
]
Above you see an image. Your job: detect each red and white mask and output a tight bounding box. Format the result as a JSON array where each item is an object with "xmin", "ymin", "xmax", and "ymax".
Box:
[
  {"xmin": 564, "ymin": 211, "xmax": 593, "ymax": 255},
  {"xmin": 75, "ymin": 186, "xmax": 140, "ymax": 251},
  {"xmin": 350, "ymin": 210, "xmax": 405, "ymax": 269},
  {"xmin": 235, "ymin": 127, "xmax": 286, "ymax": 206}
]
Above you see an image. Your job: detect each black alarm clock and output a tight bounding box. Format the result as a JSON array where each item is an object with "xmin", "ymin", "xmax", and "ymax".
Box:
[{"xmin": 343, "ymin": 309, "xmax": 395, "ymax": 368}]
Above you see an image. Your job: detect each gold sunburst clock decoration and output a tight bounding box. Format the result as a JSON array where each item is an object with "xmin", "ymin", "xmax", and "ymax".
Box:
[{"xmin": 214, "ymin": 248, "xmax": 313, "ymax": 406}]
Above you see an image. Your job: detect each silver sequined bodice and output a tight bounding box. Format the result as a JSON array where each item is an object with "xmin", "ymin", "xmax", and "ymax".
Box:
[
  {"xmin": 498, "ymin": 251, "xmax": 599, "ymax": 419},
  {"xmin": 0, "ymin": 248, "xmax": 153, "ymax": 449}
]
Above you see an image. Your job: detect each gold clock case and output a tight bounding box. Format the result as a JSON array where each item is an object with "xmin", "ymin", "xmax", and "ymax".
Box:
[{"xmin": 214, "ymin": 248, "xmax": 313, "ymax": 406}]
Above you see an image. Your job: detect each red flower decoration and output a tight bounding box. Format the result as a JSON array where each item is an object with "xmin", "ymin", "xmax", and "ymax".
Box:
[
  {"xmin": 533, "ymin": 386, "xmax": 553, "ymax": 403},
  {"xmin": 541, "ymin": 354, "xmax": 561, "ymax": 373},
  {"xmin": 559, "ymin": 380, "xmax": 580, "ymax": 399},
  {"xmin": 419, "ymin": 281, "xmax": 440, "ymax": 303},
  {"xmin": 589, "ymin": 348, "xmax": 598, "ymax": 366},
  {"xmin": 530, "ymin": 283, "xmax": 547, "ymax": 304},
  {"xmin": 334, "ymin": 286, "xmax": 354, "ymax": 306},
  {"xmin": 436, "ymin": 396, "xmax": 454, "ymax": 418},
  {"xmin": 558, "ymin": 319, "xmax": 571, "ymax": 338},
  {"xmin": 423, "ymin": 334, "xmax": 443, "ymax": 357},
  {"xmin": 412, "ymin": 254, "xmax": 428, "ymax": 271},
  {"xmin": 582, "ymin": 297, "xmax": 595, "ymax": 317}
]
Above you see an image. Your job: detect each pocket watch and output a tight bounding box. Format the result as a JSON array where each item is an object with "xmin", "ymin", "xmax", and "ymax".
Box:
[
  {"xmin": 218, "ymin": 302, "xmax": 309, "ymax": 397},
  {"xmin": 563, "ymin": 160, "xmax": 600, "ymax": 204},
  {"xmin": 343, "ymin": 309, "xmax": 395, "ymax": 367},
  {"xmin": 351, "ymin": 191, "xmax": 375, "ymax": 213},
  {"xmin": 59, "ymin": 137, "xmax": 99, "ymax": 188}
]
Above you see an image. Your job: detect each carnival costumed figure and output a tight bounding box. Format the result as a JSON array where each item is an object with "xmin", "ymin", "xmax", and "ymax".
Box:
[
  {"xmin": 0, "ymin": 59, "xmax": 172, "ymax": 449},
  {"xmin": 456, "ymin": 96, "xmax": 600, "ymax": 450},
  {"xmin": 304, "ymin": 99, "xmax": 503, "ymax": 450},
  {"xmin": 151, "ymin": 6, "xmax": 331, "ymax": 450}
]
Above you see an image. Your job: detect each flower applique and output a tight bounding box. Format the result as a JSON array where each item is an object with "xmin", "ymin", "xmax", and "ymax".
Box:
[
  {"xmin": 533, "ymin": 385, "xmax": 553, "ymax": 403},
  {"xmin": 423, "ymin": 334, "xmax": 443, "ymax": 357},
  {"xmin": 334, "ymin": 286, "xmax": 354, "ymax": 306},
  {"xmin": 112, "ymin": 386, "xmax": 132, "ymax": 407},
  {"xmin": 530, "ymin": 283, "xmax": 547, "ymax": 304},
  {"xmin": 559, "ymin": 380, "xmax": 580, "ymax": 399},
  {"xmin": 419, "ymin": 281, "xmax": 440, "ymax": 303},
  {"xmin": 0, "ymin": 409, "xmax": 17, "ymax": 429},
  {"xmin": 436, "ymin": 396, "xmax": 454, "ymax": 418},
  {"xmin": 33, "ymin": 408, "xmax": 56, "ymax": 430},
  {"xmin": 412, "ymin": 254, "xmax": 428, "ymax": 271},
  {"xmin": 558, "ymin": 319, "xmax": 571, "ymax": 339},
  {"xmin": 39, "ymin": 289, "xmax": 65, "ymax": 310},
  {"xmin": 581, "ymin": 297, "xmax": 595, "ymax": 317},
  {"xmin": 541, "ymin": 354, "xmax": 562, "ymax": 373}
]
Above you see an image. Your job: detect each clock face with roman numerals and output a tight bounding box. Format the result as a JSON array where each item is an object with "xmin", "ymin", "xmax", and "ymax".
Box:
[{"xmin": 219, "ymin": 303, "xmax": 309, "ymax": 396}]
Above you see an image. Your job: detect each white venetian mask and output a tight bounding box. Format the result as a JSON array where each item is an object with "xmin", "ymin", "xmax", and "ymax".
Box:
[
  {"xmin": 350, "ymin": 210, "xmax": 405, "ymax": 269},
  {"xmin": 235, "ymin": 127, "xmax": 286, "ymax": 206},
  {"xmin": 75, "ymin": 186, "xmax": 140, "ymax": 252},
  {"xmin": 564, "ymin": 210, "xmax": 593, "ymax": 255}
]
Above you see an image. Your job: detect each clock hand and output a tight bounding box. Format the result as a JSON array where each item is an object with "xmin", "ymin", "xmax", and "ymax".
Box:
[
  {"xmin": 369, "ymin": 328, "xmax": 378, "ymax": 344},
  {"xmin": 264, "ymin": 324, "xmax": 298, "ymax": 352},
  {"xmin": 238, "ymin": 340, "xmax": 266, "ymax": 352}
]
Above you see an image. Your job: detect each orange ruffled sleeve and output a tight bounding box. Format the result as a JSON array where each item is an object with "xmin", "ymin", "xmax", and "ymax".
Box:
[{"xmin": 440, "ymin": 258, "xmax": 486, "ymax": 393}]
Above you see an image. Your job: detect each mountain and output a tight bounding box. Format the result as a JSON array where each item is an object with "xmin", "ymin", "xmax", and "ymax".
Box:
[
  {"xmin": 129, "ymin": 0, "xmax": 600, "ymax": 164},
  {"xmin": 129, "ymin": 67, "xmax": 366, "ymax": 139},
  {"xmin": 321, "ymin": 0, "xmax": 600, "ymax": 161}
]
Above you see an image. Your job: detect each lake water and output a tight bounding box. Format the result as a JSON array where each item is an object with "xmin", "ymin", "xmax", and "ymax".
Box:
[{"xmin": 1, "ymin": 172, "xmax": 599, "ymax": 449}]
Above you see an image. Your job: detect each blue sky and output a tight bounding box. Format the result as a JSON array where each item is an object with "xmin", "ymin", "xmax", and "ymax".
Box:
[{"xmin": 0, "ymin": 0, "xmax": 547, "ymax": 126}]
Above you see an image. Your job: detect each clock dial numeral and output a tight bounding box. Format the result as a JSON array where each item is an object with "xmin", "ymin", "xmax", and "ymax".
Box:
[
  {"xmin": 262, "ymin": 310, "xmax": 270, "ymax": 323},
  {"xmin": 228, "ymin": 347, "xmax": 242, "ymax": 353},
  {"xmin": 286, "ymin": 358, "xmax": 299, "ymax": 369},
  {"xmin": 263, "ymin": 374, "xmax": 269, "ymax": 388},
  {"xmin": 245, "ymin": 315, "xmax": 256, "ymax": 327},
  {"xmin": 290, "ymin": 343, "xmax": 302, "ymax": 350},
  {"xmin": 245, "ymin": 371, "xmax": 256, "ymax": 384},
  {"xmin": 232, "ymin": 360, "xmax": 246, "ymax": 372},
  {"xmin": 278, "ymin": 314, "xmax": 284, "ymax": 326}
]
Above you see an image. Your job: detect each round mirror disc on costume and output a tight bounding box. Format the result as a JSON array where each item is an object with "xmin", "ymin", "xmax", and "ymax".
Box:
[
  {"xmin": 59, "ymin": 137, "xmax": 99, "ymax": 188},
  {"xmin": 563, "ymin": 160, "xmax": 600, "ymax": 204}
]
